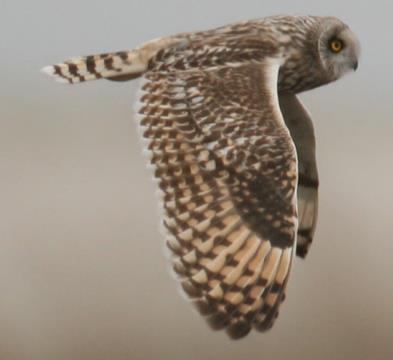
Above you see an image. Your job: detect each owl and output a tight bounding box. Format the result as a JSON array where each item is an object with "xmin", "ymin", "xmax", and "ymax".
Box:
[{"xmin": 42, "ymin": 15, "xmax": 360, "ymax": 339}]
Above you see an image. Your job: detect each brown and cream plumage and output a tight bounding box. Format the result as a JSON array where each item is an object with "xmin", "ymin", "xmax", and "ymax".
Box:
[{"xmin": 42, "ymin": 15, "xmax": 360, "ymax": 339}]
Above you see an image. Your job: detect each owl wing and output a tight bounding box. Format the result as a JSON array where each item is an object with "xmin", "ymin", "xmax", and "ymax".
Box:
[
  {"xmin": 279, "ymin": 95, "xmax": 319, "ymax": 258},
  {"xmin": 138, "ymin": 60, "xmax": 298, "ymax": 339}
]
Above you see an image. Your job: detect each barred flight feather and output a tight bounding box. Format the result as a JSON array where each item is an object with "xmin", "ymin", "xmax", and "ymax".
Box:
[{"xmin": 134, "ymin": 56, "xmax": 298, "ymax": 338}]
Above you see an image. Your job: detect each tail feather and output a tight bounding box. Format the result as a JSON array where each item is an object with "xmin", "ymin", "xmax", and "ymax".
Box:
[
  {"xmin": 41, "ymin": 37, "xmax": 182, "ymax": 84},
  {"xmin": 41, "ymin": 50, "xmax": 147, "ymax": 84}
]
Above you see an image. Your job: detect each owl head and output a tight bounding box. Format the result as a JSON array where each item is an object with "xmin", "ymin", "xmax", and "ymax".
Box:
[
  {"xmin": 317, "ymin": 17, "xmax": 361, "ymax": 80},
  {"xmin": 276, "ymin": 16, "xmax": 360, "ymax": 93}
]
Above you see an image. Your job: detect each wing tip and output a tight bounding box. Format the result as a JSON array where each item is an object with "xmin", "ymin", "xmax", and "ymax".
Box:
[{"xmin": 227, "ymin": 321, "xmax": 252, "ymax": 339}]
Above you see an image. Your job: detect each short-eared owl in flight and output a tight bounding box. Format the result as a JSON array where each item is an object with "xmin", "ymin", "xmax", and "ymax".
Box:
[{"xmin": 43, "ymin": 15, "xmax": 360, "ymax": 339}]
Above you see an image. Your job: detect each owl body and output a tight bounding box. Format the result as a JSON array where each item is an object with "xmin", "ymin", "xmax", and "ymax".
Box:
[{"xmin": 43, "ymin": 15, "xmax": 360, "ymax": 339}]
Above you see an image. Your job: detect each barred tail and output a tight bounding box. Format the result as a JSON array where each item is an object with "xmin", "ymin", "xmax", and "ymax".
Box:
[
  {"xmin": 41, "ymin": 50, "xmax": 149, "ymax": 84},
  {"xmin": 41, "ymin": 37, "xmax": 182, "ymax": 84}
]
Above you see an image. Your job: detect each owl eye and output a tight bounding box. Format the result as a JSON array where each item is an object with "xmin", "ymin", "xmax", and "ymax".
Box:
[{"xmin": 329, "ymin": 38, "xmax": 344, "ymax": 53}]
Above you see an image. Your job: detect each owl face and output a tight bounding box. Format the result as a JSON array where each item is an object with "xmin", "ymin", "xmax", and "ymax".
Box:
[{"xmin": 318, "ymin": 20, "xmax": 360, "ymax": 80}]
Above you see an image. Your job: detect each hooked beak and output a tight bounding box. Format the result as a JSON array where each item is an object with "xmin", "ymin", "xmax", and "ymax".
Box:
[{"xmin": 352, "ymin": 60, "xmax": 358, "ymax": 71}]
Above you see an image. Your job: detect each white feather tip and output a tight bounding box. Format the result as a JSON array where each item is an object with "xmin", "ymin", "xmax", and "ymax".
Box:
[{"xmin": 40, "ymin": 65, "xmax": 69, "ymax": 84}]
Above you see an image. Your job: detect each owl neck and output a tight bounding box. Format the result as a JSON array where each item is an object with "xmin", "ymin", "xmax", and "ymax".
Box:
[{"xmin": 277, "ymin": 63, "xmax": 329, "ymax": 94}]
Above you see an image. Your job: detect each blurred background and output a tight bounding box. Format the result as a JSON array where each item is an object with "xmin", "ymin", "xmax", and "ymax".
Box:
[{"xmin": 1, "ymin": 0, "xmax": 392, "ymax": 359}]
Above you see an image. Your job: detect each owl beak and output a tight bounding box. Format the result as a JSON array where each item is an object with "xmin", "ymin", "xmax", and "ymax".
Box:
[{"xmin": 352, "ymin": 61, "xmax": 358, "ymax": 71}]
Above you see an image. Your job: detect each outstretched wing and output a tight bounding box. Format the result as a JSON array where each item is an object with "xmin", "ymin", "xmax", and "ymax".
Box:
[
  {"xmin": 279, "ymin": 95, "xmax": 319, "ymax": 258},
  {"xmin": 138, "ymin": 58, "xmax": 298, "ymax": 339}
]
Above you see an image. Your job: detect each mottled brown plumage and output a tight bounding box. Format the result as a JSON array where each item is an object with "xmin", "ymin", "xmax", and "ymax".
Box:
[{"xmin": 42, "ymin": 15, "xmax": 360, "ymax": 339}]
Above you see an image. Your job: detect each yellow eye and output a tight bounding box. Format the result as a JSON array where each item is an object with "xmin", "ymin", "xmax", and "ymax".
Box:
[{"xmin": 329, "ymin": 38, "xmax": 344, "ymax": 53}]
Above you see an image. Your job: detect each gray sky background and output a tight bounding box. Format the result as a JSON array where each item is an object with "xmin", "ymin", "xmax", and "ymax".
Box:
[{"xmin": 1, "ymin": 1, "xmax": 392, "ymax": 360}]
